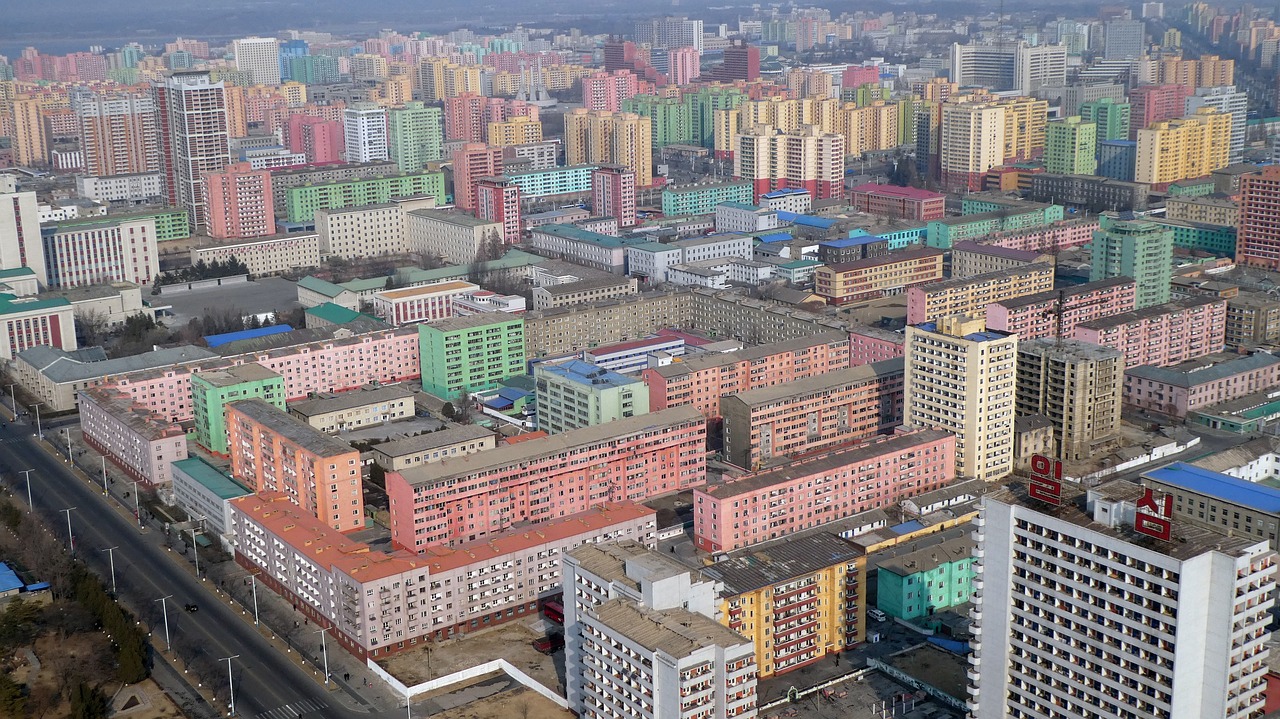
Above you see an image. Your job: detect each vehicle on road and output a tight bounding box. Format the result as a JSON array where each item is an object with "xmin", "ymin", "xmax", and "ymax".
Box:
[
  {"xmin": 867, "ymin": 607, "xmax": 887, "ymax": 622},
  {"xmin": 533, "ymin": 633, "xmax": 564, "ymax": 654},
  {"xmin": 184, "ymin": 603, "xmax": 199, "ymax": 613}
]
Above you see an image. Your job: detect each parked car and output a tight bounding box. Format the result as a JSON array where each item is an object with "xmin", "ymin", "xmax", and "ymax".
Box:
[
  {"xmin": 867, "ymin": 607, "xmax": 887, "ymax": 622},
  {"xmin": 533, "ymin": 633, "xmax": 565, "ymax": 654}
]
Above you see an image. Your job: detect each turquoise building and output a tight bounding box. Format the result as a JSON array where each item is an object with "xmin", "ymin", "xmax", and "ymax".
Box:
[{"xmin": 875, "ymin": 535, "xmax": 976, "ymax": 621}]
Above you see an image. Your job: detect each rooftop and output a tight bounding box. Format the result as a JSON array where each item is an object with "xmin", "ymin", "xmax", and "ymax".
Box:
[
  {"xmin": 371, "ymin": 424, "xmax": 495, "ymax": 458},
  {"xmin": 172, "ymin": 457, "xmax": 251, "ymax": 500},
  {"xmin": 673, "ymin": 233, "xmax": 751, "ymax": 249},
  {"xmin": 702, "ymin": 532, "xmax": 862, "ymax": 594},
  {"xmin": 376, "ymin": 280, "xmax": 476, "ymax": 301},
  {"xmin": 191, "ymin": 362, "xmax": 281, "ymax": 388},
  {"xmin": 395, "ymin": 407, "xmax": 702, "ymax": 488},
  {"xmin": 1125, "ymin": 351, "xmax": 1280, "ymax": 388},
  {"xmin": 408, "ymin": 208, "xmax": 499, "ymax": 228},
  {"xmin": 823, "ymin": 247, "xmax": 944, "ymax": 273},
  {"xmin": 1017, "ymin": 337, "xmax": 1125, "ymax": 362},
  {"xmin": 539, "ymin": 276, "xmax": 635, "ymax": 296},
  {"xmin": 591, "ymin": 599, "xmax": 750, "ymax": 656},
  {"xmin": 532, "ymin": 224, "xmax": 647, "ymax": 249},
  {"xmin": 914, "ymin": 262, "xmax": 1055, "ymax": 294},
  {"xmin": 586, "ymin": 335, "xmax": 684, "ymax": 357},
  {"xmin": 18, "ymin": 344, "xmax": 217, "ymax": 384},
  {"xmin": 297, "ymin": 276, "xmax": 350, "ymax": 298},
  {"xmin": 995, "ymin": 276, "xmax": 1135, "ymax": 310},
  {"xmin": 288, "ymin": 385, "xmax": 416, "ymax": 418},
  {"xmin": 304, "ymin": 303, "xmax": 374, "ymax": 326},
  {"xmin": 914, "ymin": 321, "xmax": 1013, "ymax": 343},
  {"xmin": 568, "ymin": 540, "xmax": 699, "ymax": 592},
  {"xmin": 726, "ymin": 358, "xmax": 904, "ymax": 409},
  {"xmin": 663, "ymin": 181, "xmax": 753, "ymax": 195},
  {"xmin": 0, "ymin": 293, "xmax": 71, "ymax": 316},
  {"xmin": 536, "ymin": 359, "xmax": 643, "ymax": 390},
  {"xmin": 204, "ymin": 325, "xmax": 294, "ymax": 348},
  {"xmin": 1190, "ymin": 436, "xmax": 1280, "ymax": 474},
  {"xmin": 420, "ymin": 311, "xmax": 522, "ymax": 334},
  {"xmin": 1075, "ymin": 295, "xmax": 1223, "ymax": 331},
  {"xmin": 227, "ymin": 398, "xmax": 357, "ymax": 457},
  {"xmin": 704, "ymin": 430, "xmax": 950, "ymax": 498},
  {"xmin": 951, "ymin": 240, "xmax": 1053, "ymax": 263},
  {"xmin": 1144, "ymin": 462, "xmax": 1280, "ymax": 514},
  {"xmin": 38, "ymin": 281, "xmax": 141, "ymax": 304},
  {"xmin": 849, "ymin": 183, "xmax": 944, "ymax": 201},
  {"xmin": 650, "ymin": 331, "xmax": 850, "ymax": 379},
  {"xmin": 875, "ymin": 535, "xmax": 975, "ymax": 576},
  {"xmin": 80, "ymin": 387, "xmax": 186, "ymax": 440}
]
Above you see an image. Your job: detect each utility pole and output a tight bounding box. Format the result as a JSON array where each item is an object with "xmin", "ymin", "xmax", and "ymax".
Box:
[
  {"xmin": 100, "ymin": 456, "xmax": 108, "ymax": 496},
  {"xmin": 102, "ymin": 546, "xmax": 118, "ymax": 594},
  {"xmin": 133, "ymin": 480, "xmax": 142, "ymax": 528},
  {"xmin": 317, "ymin": 629, "xmax": 330, "ymax": 684},
  {"xmin": 33, "ymin": 402, "xmax": 42, "ymax": 440},
  {"xmin": 155, "ymin": 595, "xmax": 173, "ymax": 652},
  {"xmin": 221, "ymin": 654, "xmax": 240, "ymax": 716},
  {"xmin": 61, "ymin": 507, "xmax": 76, "ymax": 552},
  {"xmin": 18, "ymin": 469, "xmax": 32, "ymax": 510},
  {"xmin": 251, "ymin": 574, "xmax": 260, "ymax": 625}
]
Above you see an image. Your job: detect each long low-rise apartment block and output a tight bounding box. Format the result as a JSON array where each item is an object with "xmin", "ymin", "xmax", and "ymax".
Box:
[
  {"xmin": 369, "ymin": 424, "xmax": 497, "ymax": 471},
  {"xmin": 985, "ymin": 277, "xmax": 1137, "ymax": 339},
  {"xmin": 1123, "ymin": 351, "xmax": 1280, "ymax": 418},
  {"xmin": 80, "ymin": 386, "xmax": 189, "ymax": 487},
  {"xmin": 978, "ymin": 218, "xmax": 1099, "ymax": 253},
  {"xmin": 1072, "ymin": 296, "xmax": 1226, "ymax": 368},
  {"xmin": 642, "ymin": 331, "xmax": 852, "ymax": 420},
  {"xmin": 190, "ymin": 233, "xmax": 323, "ymax": 277},
  {"xmin": 721, "ymin": 359, "xmax": 905, "ymax": 470},
  {"xmin": 814, "ymin": 248, "xmax": 945, "ymax": 305},
  {"xmin": 522, "ymin": 290, "xmax": 695, "ymax": 358},
  {"xmin": 386, "ymin": 407, "xmax": 707, "ymax": 549},
  {"xmin": 230, "ymin": 492, "xmax": 657, "ymax": 659},
  {"xmin": 695, "ymin": 429, "xmax": 956, "ymax": 552},
  {"xmin": 905, "ymin": 263, "xmax": 1055, "ymax": 325}
]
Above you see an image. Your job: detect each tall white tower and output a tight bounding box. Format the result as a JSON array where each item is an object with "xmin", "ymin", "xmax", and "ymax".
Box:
[
  {"xmin": 232, "ymin": 37, "xmax": 282, "ymax": 86},
  {"xmin": 343, "ymin": 103, "xmax": 389, "ymax": 163}
]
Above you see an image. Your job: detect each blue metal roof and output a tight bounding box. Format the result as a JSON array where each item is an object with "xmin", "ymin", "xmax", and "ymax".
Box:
[
  {"xmin": 1144, "ymin": 462, "xmax": 1280, "ymax": 513},
  {"xmin": 889, "ymin": 520, "xmax": 926, "ymax": 535},
  {"xmin": 756, "ymin": 232, "xmax": 793, "ymax": 244},
  {"xmin": 821, "ymin": 234, "xmax": 882, "ymax": 248},
  {"xmin": 497, "ymin": 387, "xmax": 531, "ymax": 402},
  {"xmin": 776, "ymin": 211, "xmax": 837, "ymax": 229},
  {"xmin": 205, "ymin": 324, "xmax": 293, "ymax": 348},
  {"xmin": 0, "ymin": 563, "xmax": 22, "ymax": 593}
]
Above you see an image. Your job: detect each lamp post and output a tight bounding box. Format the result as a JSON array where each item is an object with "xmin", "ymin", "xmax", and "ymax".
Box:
[
  {"xmin": 33, "ymin": 402, "xmax": 42, "ymax": 440},
  {"xmin": 316, "ymin": 629, "xmax": 330, "ymax": 684},
  {"xmin": 155, "ymin": 595, "xmax": 172, "ymax": 652},
  {"xmin": 190, "ymin": 516, "xmax": 203, "ymax": 578},
  {"xmin": 18, "ymin": 469, "xmax": 32, "ymax": 510},
  {"xmin": 5, "ymin": 383, "xmax": 15, "ymax": 413},
  {"xmin": 61, "ymin": 507, "xmax": 76, "ymax": 552},
  {"xmin": 251, "ymin": 574, "xmax": 259, "ymax": 626},
  {"xmin": 63, "ymin": 428, "xmax": 71, "ymax": 462},
  {"xmin": 100, "ymin": 456, "xmax": 108, "ymax": 496},
  {"xmin": 221, "ymin": 654, "xmax": 240, "ymax": 716},
  {"xmin": 102, "ymin": 547, "xmax": 118, "ymax": 595},
  {"xmin": 133, "ymin": 480, "xmax": 142, "ymax": 528}
]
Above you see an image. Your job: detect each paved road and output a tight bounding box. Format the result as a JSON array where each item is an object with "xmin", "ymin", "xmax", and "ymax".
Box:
[{"xmin": 0, "ymin": 421, "xmax": 416, "ymax": 719}]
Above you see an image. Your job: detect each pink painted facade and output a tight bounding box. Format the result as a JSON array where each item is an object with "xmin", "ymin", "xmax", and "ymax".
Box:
[
  {"xmin": 906, "ymin": 264, "xmax": 1055, "ymax": 325},
  {"xmin": 693, "ymin": 429, "xmax": 956, "ymax": 552},
  {"xmin": 1123, "ymin": 352, "xmax": 1280, "ymax": 418},
  {"xmin": 385, "ymin": 407, "xmax": 707, "ymax": 550},
  {"xmin": 848, "ymin": 328, "xmax": 905, "ymax": 365},
  {"xmin": 986, "ymin": 278, "xmax": 1137, "ymax": 340},
  {"xmin": 1072, "ymin": 296, "xmax": 1226, "ymax": 368},
  {"xmin": 847, "ymin": 183, "xmax": 946, "ymax": 221},
  {"xmin": 79, "ymin": 386, "xmax": 188, "ymax": 487},
  {"xmin": 110, "ymin": 327, "xmax": 421, "ymax": 423},
  {"xmin": 641, "ymin": 331, "xmax": 852, "ymax": 419},
  {"xmin": 981, "ymin": 219, "xmax": 1099, "ymax": 252}
]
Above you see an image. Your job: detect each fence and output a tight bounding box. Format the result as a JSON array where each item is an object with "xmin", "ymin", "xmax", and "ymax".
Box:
[
  {"xmin": 156, "ymin": 275, "xmax": 249, "ymax": 294},
  {"xmin": 366, "ymin": 657, "xmax": 570, "ymax": 709}
]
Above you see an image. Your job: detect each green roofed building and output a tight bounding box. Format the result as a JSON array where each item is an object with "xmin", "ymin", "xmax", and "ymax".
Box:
[
  {"xmin": 191, "ymin": 363, "xmax": 285, "ymax": 454},
  {"xmin": 304, "ymin": 303, "xmax": 385, "ymax": 330},
  {"xmin": 170, "ymin": 457, "xmax": 251, "ymax": 535}
]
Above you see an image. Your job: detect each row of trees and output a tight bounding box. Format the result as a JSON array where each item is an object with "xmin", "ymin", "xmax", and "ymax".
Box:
[{"xmin": 155, "ymin": 257, "xmax": 250, "ymax": 287}]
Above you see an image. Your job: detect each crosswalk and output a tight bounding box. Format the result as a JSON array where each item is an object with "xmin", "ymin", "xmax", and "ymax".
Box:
[{"xmin": 252, "ymin": 698, "xmax": 328, "ymax": 718}]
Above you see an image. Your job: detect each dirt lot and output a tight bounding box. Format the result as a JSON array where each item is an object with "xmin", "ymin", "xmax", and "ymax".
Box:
[
  {"xmin": 431, "ymin": 685, "xmax": 573, "ymax": 719},
  {"xmin": 8, "ymin": 633, "xmax": 182, "ymax": 719},
  {"xmin": 379, "ymin": 619, "xmax": 566, "ymax": 694}
]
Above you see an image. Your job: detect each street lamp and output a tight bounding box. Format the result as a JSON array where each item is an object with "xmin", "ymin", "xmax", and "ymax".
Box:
[
  {"xmin": 221, "ymin": 654, "xmax": 240, "ymax": 716},
  {"xmin": 155, "ymin": 595, "xmax": 172, "ymax": 652},
  {"xmin": 18, "ymin": 469, "xmax": 32, "ymax": 510},
  {"xmin": 316, "ymin": 629, "xmax": 330, "ymax": 684},
  {"xmin": 32, "ymin": 402, "xmax": 42, "ymax": 440},
  {"xmin": 190, "ymin": 516, "xmax": 204, "ymax": 578},
  {"xmin": 133, "ymin": 480, "xmax": 142, "ymax": 529},
  {"xmin": 5, "ymin": 383, "xmax": 15, "ymax": 413},
  {"xmin": 63, "ymin": 428, "xmax": 71, "ymax": 462},
  {"xmin": 102, "ymin": 547, "xmax": 118, "ymax": 594},
  {"xmin": 60, "ymin": 507, "xmax": 76, "ymax": 552},
  {"xmin": 100, "ymin": 456, "xmax": 108, "ymax": 496},
  {"xmin": 250, "ymin": 574, "xmax": 259, "ymax": 626}
]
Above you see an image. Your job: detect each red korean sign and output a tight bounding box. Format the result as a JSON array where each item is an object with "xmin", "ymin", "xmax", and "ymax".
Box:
[
  {"xmin": 1135, "ymin": 487, "xmax": 1173, "ymax": 541},
  {"xmin": 1029, "ymin": 454, "xmax": 1063, "ymax": 506}
]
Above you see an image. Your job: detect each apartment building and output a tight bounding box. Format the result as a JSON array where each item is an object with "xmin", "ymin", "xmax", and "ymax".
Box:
[
  {"xmin": 534, "ymin": 360, "xmax": 649, "ymax": 434},
  {"xmin": 283, "ymin": 173, "xmax": 446, "ymax": 223},
  {"xmin": 523, "ymin": 290, "xmax": 694, "ymax": 358},
  {"xmin": 1090, "ymin": 216, "xmax": 1174, "ymax": 310},
  {"xmin": 721, "ymin": 360, "xmax": 905, "ymax": 470},
  {"xmin": 814, "ymin": 248, "xmax": 945, "ymax": 305},
  {"xmin": 706, "ymin": 533, "xmax": 865, "ymax": 676},
  {"xmin": 564, "ymin": 541, "xmax": 758, "ymax": 719},
  {"xmin": 417, "ymin": 313, "xmax": 525, "ymax": 398},
  {"xmin": 41, "ymin": 214, "xmax": 160, "ymax": 289},
  {"xmin": 661, "ymin": 182, "xmax": 755, "ymax": 217},
  {"xmin": 190, "ymin": 363, "xmax": 285, "ymax": 455},
  {"xmin": 979, "ymin": 219, "xmax": 1098, "ymax": 253},
  {"xmin": 529, "ymin": 225, "xmax": 648, "ymax": 274},
  {"xmin": 1072, "ymin": 296, "xmax": 1226, "ymax": 368},
  {"xmin": 79, "ymin": 386, "xmax": 189, "ymax": 487},
  {"xmin": 314, "ymin": 198, "xmax": 437, "ymax": 260},
  {"xmin": 985, "ymin": 277, "xmax": 1137, "ymax": 340},
  {"xmin": 689, "ymin": 288, "xmax": 850, "ymax": 347},
  {"xmin": 287, "ymin": 386, "xmax": 416, "ymax": 433},
  {"xmin": 848, "ymin": 183, "xmax": 946, "ymax": 221},
  {"xmin": 385, "ymin": 407, "xmax": 707, "ymax": 548},
  {"xmin": 405, "ymin": 209, "xmax": 503, "ymax": 266},
  {"xmin": 643, "ymin": 331, "xmax": 852, "ymax": 420},
  {"xmin": 1225, "ymin": 292, "xmax": 1280, "ymax": 349},
  {"xmin": 970, "ymin": 481, "xmax": 1275, "ymax": 719},
  {"xmin": 1123, "ymin": 351, "xmax": 1280, "ymax": 418},
  {"xmin": 369, "ymin": 424, "xmax": 496, "ymax": 472},
  {"xmin": 849, "ymin": 327, "xmax": 905, "ymax": 365},
  {"xmin": 532, "ymin": 277, "xmax": 639, "ymax": 310},
  {"xmin": 227, "ymin": 398, "xmax": 364, "ymax": 532},
  {"xmin": 694, "ymin": 430, "xmax": 955, "ymax": 553},
  {"xmin": 1015, "ymin": 338, "xmax": 1124, "ymax": 461},
  {"xmin": 1165, "ymin": 195, "xmax": 1238, "ymax": 226},
  {"xmin": 190, "ymin": 233, "xmax": 322, "ymax": 277},
  {"xmin": 905, "ymin": 316, "xmax": 1017, "ymax": 482},
  {"xmin": 370, "ymin": 281, "xmax": 479, "ymax": 326},
  {"xmin": 906, "ymin": 263, "xmax": 1055, "ymax": 325},
  {"xmin": 949, "ymin": 242, "xmax": 1054, "ymax": 279},
  {"xmin": 230, "ymin": 493, "xmax": 658, "ymax": 659}
]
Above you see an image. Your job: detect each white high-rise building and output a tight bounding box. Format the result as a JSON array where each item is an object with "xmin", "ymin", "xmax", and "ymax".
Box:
[
  {"xmin": 1187, "ymin": 85, "xmax": 1249, "ymax": 164},
  {"xmin": 904, "ymin": 315, "xmax": 1017, "ymax": 481},
  {"xmin": 232, "ymin": 37, "xmax": 282, "ymax": 86},
  {"xmin": 950, "ymin": 42, "xmax": 1067, "ymax": 93},
  {"xmin": 970, "ymin": 480, "xmax": 1276, "ymax": 719},
  {"xmin": 636, "ymin": 17, "xmax": 705, "ymax": 51},
  {"xmin": 344, "ymin": 102, "xmax": 389, "ymax": 163},
  {"xmin": 0, "ymin": 188, "xmax": 47, "ymax": 286},
  {"xmin": 152, "ymin": 71, "xmax": 230, "ymax": 231},
  {"xmin": 564, "ymin": 541, "xmax": 758, "ymax": 719}
]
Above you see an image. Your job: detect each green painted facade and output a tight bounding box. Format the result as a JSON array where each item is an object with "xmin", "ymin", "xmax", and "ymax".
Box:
[
  {"xmin": 1045, "ymin": 116, "xmax": 1098, "ymax": 175},
  {"xmin": 191, "ymin": 364, "xmax": 286, "ymax": 455},
  {"xmin": 54, "ymin": 208, "xmax": 190, "ymax": 242},
  {"xmin": 662, "ymin": 181, "xmax": 754, "ymax": 216},
  {"xmin": 388, "ymin": 102, "xmax": 444, "ymax": 174},
  {"xmin": 622, "ymin": 95, "xmax": 696, "ymax": 149},
  {"xmin": 876, "ymin": 550, "xmax": 976, "ymax": 621},
  {"xmin": 1167, "ymin": 178, "xmax": 1216, "ymax": 197},
  {"xmin": 1151, "ymin": 218, "xmax": 1237, "ymax": 256},
  {"xmin": 284, "ymin": 173, "xmax": 445, "ymax": 222},
  {"xmin": 417, "ymin": 314, "xmax": 526, "ymax": 399},
  {"xmin": 1079, "ymin": 98, "xmax": 1131, "ymax": 142},
  {"xmin": 1090, "ymin": 215, "xmax": 1173, "ymax": 310},
  {"xmin": 927, "ymin": 204, "xmax": 1065, "ymax": 249}
]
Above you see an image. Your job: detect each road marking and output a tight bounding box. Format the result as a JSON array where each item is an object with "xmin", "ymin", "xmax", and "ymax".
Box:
[{"xmin": 254, "ymin": 698, "xmax": 327, "ymax": 718}]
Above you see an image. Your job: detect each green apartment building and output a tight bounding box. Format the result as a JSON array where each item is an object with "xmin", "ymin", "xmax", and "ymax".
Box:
[
  {"xmin": 284, "ymin": 172, "xmax": 445, "ymax": 222},
  {"xmin": 418, "ymin": 313, "xmax": 526, "ymax": 399},
  {"xmin": 54, "ymin": 208, "xmax": 190, "ymax": 242},
  {"xmin": 533, "ymin": 360, "xmax": 650, "ymax": 434},
  {"xmin": 1151, "ymin": 217, "xmax": 1237, "ymax": 256},
  {"xmin": 875, "ymin": 535, "xmax": 976, "ymax": 621},
  {"xmin": 388, "ymin": 101, "xmax": 444, "ymax": 174},
  {"xmin": 662, "ymin": 181, "xmax": 754, "ymax": 217},
  {"xmin": 1045, "ymin": 116, "xmax": 1098, "ymax": 175},
  {"xmin": 926, "ymin": 202, "xmax": 1065, "ymax": 249},
  {"xmin": 1079, "ymin": 98, "xmax": 1131, "ymax": 142},
  {"xmin": 191, "ymin": 363, "xmax": 286, "ymax": 454},
  {"xmin": 1090, "ymin": 215, "xmax": 1173, "ymax": 309},
  {"xmin": 622, "ymin": 95, "xmax": 696, "ymax": 149}
]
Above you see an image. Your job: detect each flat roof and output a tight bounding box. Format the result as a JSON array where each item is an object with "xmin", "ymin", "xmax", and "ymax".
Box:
[
  {"xmin": 535, "ymin": 359, "xmax": 643, "ymax": 390},
  {"xmin": 421, "ymin": 311, "xmax": 522, "ymax": 333},
  {"xmin": 1075, "ymin": 295, "xmax": 1223, "ymax": 331},
  {"xmin": 663, "ymin": 181, "xmax": 752, "ymax": 195},
  {"xmin": 951, "ymin": 241, "xmax": 1053, "ymax": 263},
  {"xmin": 849, "ymin": 183, "xmax": 944, "ymax": 201},
  {"xmin": 371, "ymin": 424, "xmax": 495, "ymax": 458},
  {"xmin": 288, "ymin": 385, "xmax": 416, "ymax": 418},
  {"xmin": 876, "ymin": 534, "xmax": 975, "ymax": 576},
  {"xmin": 568, "ymin": 540, "xmax": 697, "ymax": 591},
  {"xmin": 650, "ymin": 331, "xmax": 850, "ymax": 379},
  {"xmin": 19, "ymin": 344, "xmax": 218, "ymax": 384},
  {"xmin": 915, "ymin": 262, "xmax": 1054, "ymax": 293},
  {"xmin": 227, "ymin": 398, "xmax": 356, "ymax": 457},
  {"xmin": 1018, "ymin": 337, "xmax": 1124, "ymax": 362},
  {"xmin": 914, "ymin": 321, "xmax": 1012, "ymax": 343},
  {"xmin": 172, "ymin": 457, "xmax": 251, "ymax": 500},
  {"xmin": 539, "ymin": 276, "xmax": 634, "ymax": 296},
  {"xmin": 823, "ymin": 247, "xmax": 944, "ymax": 273},
  {"xmin": 704, "ymin": 429, "xmax": 951, "ymax": 498},
  {"xmin": 591, "ymin": 599, "xmax": 749, "ymax": 656},
  {"xmin": 408, "ymin": 208, "xmax": 498, "ymax": 227},
  {"xmin": 192, "ymin": 362, "xmax": 281, "ymax": 387},
  {"xmin": 1125, "ymin": 351, "xmax": 1280, "ymax": 388},
  {"xmin": 996, "ymin": 277, "xmax": 1134, "ymax": 310},
  {"xmin": 376, "ymin": 280, "xmax": 475, "ymax": 300},
  {"xmin": 703, "ymin": 532, "xmax": 862, "ymax": 594},
  {"xmin": 1144, "ymin": 462, "xmax": 1280, "ymax": 514}
]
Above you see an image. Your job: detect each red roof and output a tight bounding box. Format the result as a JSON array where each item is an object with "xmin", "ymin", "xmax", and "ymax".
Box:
[{"xmin": 849, "ymin": 183, "xmax": 944, "ymax": 201}]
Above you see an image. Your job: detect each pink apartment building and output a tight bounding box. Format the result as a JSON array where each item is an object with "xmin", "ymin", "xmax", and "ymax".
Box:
[
  {"xmin": 693, "ymin": 429, "xmax": 956, "ymax": 552},
  {"xmin": 1072, "ymin": 296, "xmax": 1226, "ymax": 368},
  {"xmin": 231, "ymin": 492, "xmax": 658, "ymax": 659},
  {"xmin": 986, "ymin": 277, "xmax": 1137, "ymax": 340},
  {"xmin": 849, "ymin": 327, "xmax": 905, "ymax": 365},
  {"xmin": 582, "ymin": 70, "xmax": 641, "ymax": 112},
  {"xmin": 847, "ymin": 183, "xmax": 946, "ymax": 221},
  {"xmin": 203, "ymin": 162, "xmax": 276, "ymax": 239},
  {"xmin": 1123, "ymin": 352, "xmax": 1280, "ymax": 418},
  {"xmin": 286, "ymin": 115, "xmax": 343, "ymax": 164},
  {"xmin": 720, "ymin": 359, "xmax": 905, "ymax": 470},
  {"xmin": 642, "ymin": 331, "xmax": 852, "ymax": 420},
  {"xmin": 385, "ymin": 406, "xmax": 707, "ymax": 549},
  {"xmin": 906, "ymin": 264, "xmax": 1055, "ymax": 325},
  {"xmin": 981, "ymin": 219, "xmax": 1099, "ymax": 252},
  {"xmin": 109, "ymin": 326, "xmax": 421, "ymax": 423},
  {"xmin": 79, "ymin": 386, "xmax": 188, "ymax": 487}
]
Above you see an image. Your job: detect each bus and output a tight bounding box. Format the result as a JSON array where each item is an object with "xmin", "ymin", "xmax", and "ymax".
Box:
[{"xmin": 543, "ymin": 600, "xmax": 564, "ymax": 625}]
